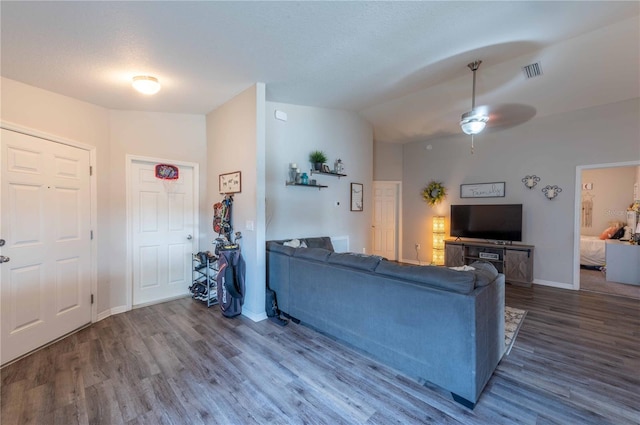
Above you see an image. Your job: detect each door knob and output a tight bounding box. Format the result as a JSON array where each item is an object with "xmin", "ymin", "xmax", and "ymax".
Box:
[
  {"xmin": 187, "ymin": 234, "xmax": 193, "ymax": 240},
  {"xmin": 0, "ymin": 256, "xmax": 10, "ymax": 263},
  {"xmin": 0, "ymin": 239, "xmax": 5, "ymax": 247}
]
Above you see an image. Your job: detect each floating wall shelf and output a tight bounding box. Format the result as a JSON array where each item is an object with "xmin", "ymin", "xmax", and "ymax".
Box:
[
  {"xmin": 285, "ymin": 182, "xmax": 328, "ymax": 190},
  {"xmin": 310, "ymin": 170, "xmax": 347, "ymax": 178}
]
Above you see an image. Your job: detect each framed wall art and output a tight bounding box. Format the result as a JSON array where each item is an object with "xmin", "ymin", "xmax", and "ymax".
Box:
[
  {"xmin": 219, "ymin": 171, "xmax": 242, "ymax": 194},
  {"xmin": 460, "ymin": 182, "xmax": 505, "ymax": 198},
  {"xmin": 351, "ymin": 183, "xmax": 363, "ymax": 212}
]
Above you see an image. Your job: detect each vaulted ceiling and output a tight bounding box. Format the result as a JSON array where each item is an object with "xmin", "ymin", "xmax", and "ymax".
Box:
[{"xmin": 2, "ymin": 1, "xmax": 638, "ymax": 143}]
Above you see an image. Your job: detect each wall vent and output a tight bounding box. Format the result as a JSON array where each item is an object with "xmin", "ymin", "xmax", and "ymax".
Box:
[{"xmin": 522, "ymin": 62, "xmax": 543, "ymax": 79}]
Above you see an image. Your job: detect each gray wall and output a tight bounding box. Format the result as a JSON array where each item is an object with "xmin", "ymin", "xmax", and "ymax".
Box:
[
  {"xmin": 266, "ymin": 102, "xmax": 373, "ymax": 253},
  {"xmin": 399, "ymin": 97, "xmax": 639, "ymax": 286},
  {"xmin": 373, "ymin": 141, "xmax": 403, "ymax": 181}
]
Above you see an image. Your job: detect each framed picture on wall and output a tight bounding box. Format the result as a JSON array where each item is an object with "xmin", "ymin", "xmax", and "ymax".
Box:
[
  {"xmin": 219, "ymin": 171, "xmax": 242, "ymax": 194},
  {"xmin": 351, "ymin": 183, "xmax": 363, "ymax": 212}
]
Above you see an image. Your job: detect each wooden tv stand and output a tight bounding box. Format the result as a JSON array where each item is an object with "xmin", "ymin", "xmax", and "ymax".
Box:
[{"xmin": 444, "ymin": 239, "xmax": 534, "ymax": 287}]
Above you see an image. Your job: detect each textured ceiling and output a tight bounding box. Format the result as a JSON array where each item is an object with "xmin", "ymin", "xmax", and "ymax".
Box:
[{"xmin": 1, "ymin": 1, "xmax": 639, "ymax": 143}]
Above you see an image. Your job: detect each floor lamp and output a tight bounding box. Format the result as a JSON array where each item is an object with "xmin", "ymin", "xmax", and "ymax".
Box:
[{"xmin": 432, "ymin": 216, "xmax": 445, "ymax": 265}]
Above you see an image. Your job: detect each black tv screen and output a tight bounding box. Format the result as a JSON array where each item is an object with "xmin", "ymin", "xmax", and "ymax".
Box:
[{"xmin": 450, "ymin": 204, "xmax": 523, "ymax": 242}]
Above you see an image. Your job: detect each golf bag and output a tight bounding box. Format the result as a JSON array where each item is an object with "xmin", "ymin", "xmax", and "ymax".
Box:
[{"xmin": 216, "ymin": 247, "xmax": 246, "ymax": 318}]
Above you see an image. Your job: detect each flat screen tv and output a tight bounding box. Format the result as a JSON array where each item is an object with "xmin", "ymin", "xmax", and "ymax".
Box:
[{"xmin": 450, "ymin": 204, "xmax": 523, "ymax": 242}]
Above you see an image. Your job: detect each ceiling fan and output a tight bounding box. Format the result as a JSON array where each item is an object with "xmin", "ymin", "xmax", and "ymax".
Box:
[
  {"xmin": 459, "ymin": 60, "xmax": 488, "ymax": 154},
  {"xmin": 458, "ymin": 60, "xmax": 538, "ymax": 152}
]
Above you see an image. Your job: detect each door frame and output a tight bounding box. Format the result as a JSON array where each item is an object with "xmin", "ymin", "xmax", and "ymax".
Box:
[
  {"xmin": 125, "ymin": 155, "xmax": 199, "ymax": 311},
  {"xmin": 1, "ymin": 121, "xmax": 98, "ymax": 323},
  {"xmin": 372, "ymin": 180, "xmax": 403, "ymax": 261},
  {"xmin": 574, "ymin": 160, "xmax": 640, "ymax": 290}
]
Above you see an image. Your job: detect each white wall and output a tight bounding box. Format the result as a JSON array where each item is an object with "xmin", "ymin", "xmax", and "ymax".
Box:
[
  {"xmin": 108, "ymin": 111, "xmax": 207, "ymax": 308},
  {"xmin": 206, "ymin": 84, "xmax": 266, "ymax": 322},
  {"xmin": 265, "ymin": 102, "xmax": 374, "ymax": 253},
  {"xmin": 399, "ymin": 97, "xmax": 640, "ymax": 287},
  {"xmin": 0, "ymin": 77, "xmax": 112, "ymax": 314},
  {"xmin": 581, "ymin": 166, "xmax": 637, "ymax": 235},
  {"xmin": 1, "ymin": 78, "xmax": 209, "ymax": 314}
]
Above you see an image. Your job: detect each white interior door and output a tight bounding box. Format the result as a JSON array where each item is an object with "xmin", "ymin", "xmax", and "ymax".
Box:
[
  {"xmin": 131, "ymin": 161, "xmax": 195, "ymax": 306},
  {"xmin": 1, "ymin": 129, "xmax": 92, "ymax": 365},
  {"xmin": 372, "ymin": 182, "xmax": 399, "ymax": 260}
]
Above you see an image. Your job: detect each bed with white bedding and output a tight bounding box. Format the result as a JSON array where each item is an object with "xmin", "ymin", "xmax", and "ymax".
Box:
[{"xmin": 580, "ymin": 235, "xmax": 606, "ymax": 266}]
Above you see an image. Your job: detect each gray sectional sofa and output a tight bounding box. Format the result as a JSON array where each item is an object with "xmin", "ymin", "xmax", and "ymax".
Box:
[{"xmin": 266, "ymin": 237, "xmax": 505, "ymax": 408}]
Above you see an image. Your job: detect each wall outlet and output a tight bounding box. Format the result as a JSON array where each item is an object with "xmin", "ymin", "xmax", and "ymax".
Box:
[{"xmin": 415, "ymin": 243, "xmax": 421, "ymax": 250}]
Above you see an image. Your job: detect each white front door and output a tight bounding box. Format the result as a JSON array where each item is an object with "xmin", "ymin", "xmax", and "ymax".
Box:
[
  {"xmin": 372, "ymin": 182, "xmax": 399, "ymax": 260},
  {"xmin": 1, "ymin": 129, "xmax": 92, "ymax": 365},
  {"xmin": 131, "ymin": 160, "xmax": 195, "ymax": 306}
]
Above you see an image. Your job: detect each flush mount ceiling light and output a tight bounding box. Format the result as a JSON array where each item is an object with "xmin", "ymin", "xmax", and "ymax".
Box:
[
  {"xmin": 132, "ymin": 75, "xmax": 161, "ymax": 95},
  {"xmin": 460, "ymin": 60, "xmax": 489, "ymax": 153}
]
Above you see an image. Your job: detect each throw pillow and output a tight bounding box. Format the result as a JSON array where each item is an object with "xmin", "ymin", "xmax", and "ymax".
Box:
[
  {"xmin": 599, "ymin": 226, "xmax": 619, "ymax": 240},
  {"xmin": 611, "ymin": 226, "xmax": 625, "ymax": 239},
  {"xmin": 283, "ymin": 239, "xmax": 307, "ymax": 248}
]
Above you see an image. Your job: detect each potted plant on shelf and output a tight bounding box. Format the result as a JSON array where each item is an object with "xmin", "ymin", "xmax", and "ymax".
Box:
[{"xmin": 309, "ymin": 150, "xmax": 328, "ymax": 171}]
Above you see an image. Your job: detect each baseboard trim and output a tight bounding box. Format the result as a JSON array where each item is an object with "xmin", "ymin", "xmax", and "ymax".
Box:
[
  {"xmin": 400, "ymin": 258, "xmax": 423, "ymax": 265},
  {"xmin": 132, "ymin": 294, "xmax": 189, "ymax": 310},
  {"xmin": 242, "ymin": 309, "xmax": 268, "ymax": 322},
  {"xmin": 110, "ymin": 305, "xmax": 128, "ymax": 315},
  {"xmin": 96, "ymin": 309, "xmax": 112, "ymax": 322},
  {"xmin": 534, "ymin": 279, "xmax": 574, "ymax": 290},
  {"xmin": 96, "ymin": 305, "xmax": 128, "ymax": 322}
]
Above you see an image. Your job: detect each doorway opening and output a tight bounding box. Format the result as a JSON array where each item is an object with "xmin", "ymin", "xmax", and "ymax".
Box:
[{"xmin": 575, "ymin": 160, "xmax": 639, "ymax": 299}]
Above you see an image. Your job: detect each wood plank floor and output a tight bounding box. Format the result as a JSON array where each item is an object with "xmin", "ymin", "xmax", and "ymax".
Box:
[{"xmin": 2, "ymin": 284, "xmax": 639, "ymax": 424}]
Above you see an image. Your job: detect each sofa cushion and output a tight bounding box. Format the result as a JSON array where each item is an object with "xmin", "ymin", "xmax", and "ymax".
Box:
[
  {"xmin": 293, "ymin": 247, "xmax": 332, "ymax": 262},
  {"xmin": 267, "ymin": 242, "xmax": 296, "ymax": 256},
  {"xmin": 327, "ymin": 252, "xmax": 382, "ymax": 271},
  {"xmin": 468, "ymin": 261, "xmax": 499, "ymax": 287},
  {"xmin": 303, "ymin": 237, "xmax": 334, "ymax": 251},
  {"xmin": 374, "ymin": 261, "xmax": 475, "ymax": 294}
]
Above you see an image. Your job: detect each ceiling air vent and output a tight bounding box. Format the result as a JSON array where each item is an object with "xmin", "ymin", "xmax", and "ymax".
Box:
[{"xmin": 522, "ymin": 62, "xmax": 543, "ymax": 79}]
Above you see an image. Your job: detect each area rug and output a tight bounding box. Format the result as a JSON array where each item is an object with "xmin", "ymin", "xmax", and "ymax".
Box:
[{"xmin": 504, "ymin": 306, "xmax": 527, "ymax": 355}]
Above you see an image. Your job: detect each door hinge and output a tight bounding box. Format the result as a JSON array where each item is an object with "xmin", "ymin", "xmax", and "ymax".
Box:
[
  {"xmin": 91, "ymin": 294, "xmax": 94, "ymax": 304},
  {"xmin": 89, "ymin": 166, "xmax": 93, "ymax": 176},
  {"xmin": 90, "ymin": 230, "xmax": 94, "ymax": 240}
]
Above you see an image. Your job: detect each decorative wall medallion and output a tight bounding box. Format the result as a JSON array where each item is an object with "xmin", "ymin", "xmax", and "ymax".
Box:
[
  {"xmin": 522, "ymin": 175, "xmax": 540, "ymax": 189},
  {"xmin": 542, "ymin": 185, "xmax": 562, "ymax": 200}
]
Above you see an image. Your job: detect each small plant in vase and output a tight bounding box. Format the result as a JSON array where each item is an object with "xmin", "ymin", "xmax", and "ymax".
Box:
[{"xmin": 309, "ymin": 150, "xmax": 328, "ymax": 171}]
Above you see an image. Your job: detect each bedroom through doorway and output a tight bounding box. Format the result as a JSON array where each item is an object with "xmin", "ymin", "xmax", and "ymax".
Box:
[{"xmin": 577, "ymin": 162, "xmax": 640, "ymax": 299}]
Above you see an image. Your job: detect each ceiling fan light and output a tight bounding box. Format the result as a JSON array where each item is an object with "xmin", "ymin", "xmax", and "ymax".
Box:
[
  {"xmin": 132, "ymin": 75, "xmax": 161, "ymax": 95},
  {"xmin": 460, "ymin": 111, "xmax": 489, "ymax": 135}
]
